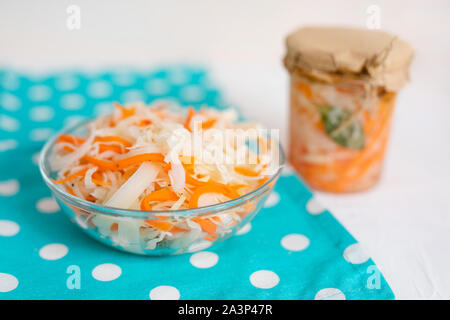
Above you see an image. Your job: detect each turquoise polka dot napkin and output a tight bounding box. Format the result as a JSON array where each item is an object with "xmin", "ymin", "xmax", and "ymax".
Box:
[{"xmin": 0, "ymin": 67, "xmax": 394, "ymax": 299}]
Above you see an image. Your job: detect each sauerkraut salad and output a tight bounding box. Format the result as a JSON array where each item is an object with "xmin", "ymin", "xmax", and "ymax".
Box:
[{"xmin": 48, "ymin": 101, "xmax": 280, "ymax": 254}]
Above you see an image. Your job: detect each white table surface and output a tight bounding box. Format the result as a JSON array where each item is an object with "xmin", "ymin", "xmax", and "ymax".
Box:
[{"xmin": 1, "ymin": 0, "xmax": 449, "ymax": 299}]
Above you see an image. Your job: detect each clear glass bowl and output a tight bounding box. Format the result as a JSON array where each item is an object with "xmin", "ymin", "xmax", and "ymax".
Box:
[{"xmin": 39, "ymin": 120, "xmax": 285, "ymax": 256}]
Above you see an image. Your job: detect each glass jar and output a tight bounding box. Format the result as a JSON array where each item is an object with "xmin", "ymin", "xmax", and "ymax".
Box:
[{"xmin": 289, "ymin": 73, "xmax": 397, "ymax": 193}]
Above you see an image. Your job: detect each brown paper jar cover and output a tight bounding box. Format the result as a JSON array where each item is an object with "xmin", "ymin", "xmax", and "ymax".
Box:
[{"xmin": 284, "ymin": 26, "xmax": 413, "ymax": 193}]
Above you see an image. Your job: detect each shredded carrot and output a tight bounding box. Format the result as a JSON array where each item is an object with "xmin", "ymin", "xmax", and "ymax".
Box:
[
  {"xmin": 83, "ymin": 155, "xmax": 118, "ymax": 171},
  {"xmin": 234, "ymin": 166, "xmax": 261, "ymax": 177},
  {"xmin": 145, "ymin": 220, "xmax": 173, "ymax": 232},
  {"xmin": 140, "ymin": 188, "xmax": 179, "ymax": 210},
  {"xmin": 204, "ymin": 234, "xmax": 219, "ymax": 241},
  {"xmin": 115, "ymin": 153, "xmax": 165, "ymax": 170},
  {"xmin": 192, "ymin": 217, "xmax": 217, "ymax": 234},
  {"xmin": 257, "ymin": 177, "xmax": 269, "ymax": 187},
  {"xmin": 98, "ymin": 144, "xmax": 124, "ymax": 154},
  {"xmin": 297, "ymin": 82, "xmax": 313, "ymax": 99},
  {"xmin": 86, "ymin": 195, "xmax": 97, "ymax": 202},
  {"xmin": 201, "ymin": 118, "xmax": 216, "ymax": 130},
  {"xmin": 56, "ymin": 134, "xmax": 85, "ymax": 145},
  {"xmin": 185, "ymin": 173, "xmax": 208, "ymax": 186},
  {"xmin": 114, "ymin": 102, "xmax": 135, "ymax": 119},
  {"xmin": 137, "ymin": 119, "xmax": 152, "ymax": 126},
  {"xmin": 170, "ymin": 225, "xmax": 188, "ymax": 234},
  {"xmin": 66, "ymin": 186, "xmax": 76, "ymax": 196},
  {"xmin": 144, "ymin": 219, "xmax": 186, "ymax": 233},
  {"xmin": 163, "ymin": 162, "xmax": 172, "ymax": 173},
  {"xmin": 189, "ymin": 184, "xmax": 239, "ymax": 209},
  {"xmin": 122, "ymin": 166, "xmax": 138, "ymax": 181},
  {"xmin": 94, "ymin": 136, "xmax": 132, "ymax": 147},
  {"xmin": 91, "ymin": 172, "xmax": 111, "ymax": 186},
  {"xmin": 52, "ymin": 168, "xmax": 88, "ymax": 184},
  {"xmin": 184, "ymin": 107, "xmax": 195, "ymax": 131},
  {"xmin": 62, "ymin": 145, "xmax": 75, "ymax": 153}
]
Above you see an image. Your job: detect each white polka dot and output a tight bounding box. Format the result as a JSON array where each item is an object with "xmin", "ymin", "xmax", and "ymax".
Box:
[
  {"xmin": 236, "ymin": 223, "xmax": 252, "ymax": 235},
  {"xmin": 64, "ymin": 115, "xmax": 86, "ymax": 128},
  {"xmin": 112, "ymin": 72, "xmax": 135, "ymax": 86},
  {"xmin": 0, "ymin": 114, "xmax": 20, "ymax": 132},
  {"xmin": 87, "ymin": 80, "xmax": 113, "ymax": 98},
  {"xmin": 120, "ymin": 89, "xmax": 145, "ymax": 103},
  {"xmin": 55, "ymin": 74, "xmax": 79, "ymax": 91},
  {"xmin": 36, "ymin": 197, "xmax": 60, "ymax": 213},
  {"xmin": 169, "ymin": 69, "xmax": 190, "ymax": 85},
  {"xmin": 0, "ymin": 139, "xmax": 18, "ymax": 152},
  {"xmin": 39, "ymin": 243, "xmax": 68, "ymax": 260},
  {"xmin": 264, "ymin": 191, "xmax": 280, "ymax": 208},
  {"xmin": 306, "ymin": 197, "xmax": 325, "ymax": 215},
  {"xmin": 30, "ymin": 128, "xmax": 54, "ymax": 141},
  {"xmin": 190, "ymin": 251, "xmax": 218, "ymax": 269},
  {"xmin": 343, "ymin": 243, "xmax": 369, "ymax": 264},
  {"xmin": 61, "ymin": 93, "xmax": 85, "ymax": 110},
  {"xmin": 146, "ymin": 79, "xmax": 170, "ymax": 96},
  {"xmin": 0, "ymin": 92, "xmax": 21, "ymax": 111},
  {"xmin": 0, "ymin": 179, "xmax": 19, "ymax": 196},
  {"xmin": 1, "ymin": 72, "xmax": 20, "ymax": 91},
  {"xmin": 0, "ymin": 220, "xmax": 20, "ymax": 237},
  {"xmin": 179, "ymin": 85, "xmax": 205, "ymax": 103},
  {"xmin": 0, "ymin": 273, "xmax": 19, "ymax": 292},
  {"xmin": 187, "ymin": 240, "xmax": 213, "ymax": 253},
  {"xmin": 94, "ymin": 101, "xmax": 114, "ymax": 116},
  {"xmin": 92, "ymin": 263, "xmax": 122, "ymax": 281},
  {"xmin": 281, "ymin": 233, "xmax": 310, "ymax": 251},
  {"xmin": 250, "ymin": 270, "xmax": 279, "ymax": 289},
  {"xmin": 315, "ymin": 288, "xmax": 346, "ymax": 300},
  {"xmin": 149, "ymin": 285, "xmax": 180, "ymax": 300},
  {"xmin": 28, "ymin": 85, "xmax": 51, "ymax": 101},
  {"xmin": 32, "ymin": 152, "xmax": 40, "ymax": 165},
  {"xmin": 29, "ymin": 106, "xmax": 54, "ymax": 122}
]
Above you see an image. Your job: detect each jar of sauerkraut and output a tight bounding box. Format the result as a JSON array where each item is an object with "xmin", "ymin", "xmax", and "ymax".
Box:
[{"xmin": 284, "ymin": 27, "xmax": 413, "ymax": 193}]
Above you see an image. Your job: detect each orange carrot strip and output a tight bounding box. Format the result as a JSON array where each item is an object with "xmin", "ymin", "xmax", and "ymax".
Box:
[
  {"xmin": 185, "ymin": 173, "xmax": 208, "ymax": 186},
  {"xmin": 201, "ymin": 118, "xmax": 216, "ymax": 130},
  {"xmin": 145, "ymin": 220, "xmax": 173, "ymax": 232},
  {"xmin": 140, "ymin": 189, "xmax": 179, "ymax": 210},
  {"xmin": 91, "ymin": 172, "xmax": 112, "ymax": 186},
  {"xmin": 144, "ymin": 220, "xmax": 186, "ymax": 233},
  {"xmin": 56, "ymin": 134, "xmax": 85, "ymax": 145},
  {"xmin": 123, "ymin": 166, "xmax": 138, "ymax": 181},
  {"xmin": 94, "ymin": 136, "xmax": 132, "ymax": 147},
  {"xmin": 234, "ymin": 166, "xmax": 261, "ymax": 177},
  {"xmin": 98, "ymin": 144, "xmax": 124, "ymax": 154},
  {"xmin": 192, "ymin": 217, "xmax": 217, "ymax": 234},
  {"xmin": 170, "ymin": 225, "xmax": 187, "ymax": 234},
  {"xmin": 189, "ymin": 184, "xmax": 239, "ymax": 209},
  {"xmin": 184, "ymin": 107, "xmax": 195, "ymax": 131},
  {"xmin": 52, "ymin": 168, "xmax": 88, "ymax": 184},
  {"xmin": 204, "ymin": 234, "xmax": 219, "ymax": 241},
  {"xmin": 163, "ymin": 162, "xmax": 172, "ymax": 173},
  {"xmin": 114, "ymin": 102, "xmax": 136, "ymax": 119},
  {"xmin": 83, "ymin": 155, "xmax": 118, "ymax": 170},
  {"xmin": 63, "ymin": 145, "xmax": 75, "ymax": 153},
  {"xmin": 66, "ymin": 186, "xmax": 76, "ymax": 196},
  {"xmin": 257, "ymin": 177, "xmax": 269, "ymax": 187},
  {"xmin": 137, "ymin": 119, "xmax": 152, "ymax": 126},
  {"xmin": 297, "ymin": 82, "xmax": 313, "ymax": 99},
  {"xmin": 115, "ymin": 153, "xmax": 165, "ymax": 170}
]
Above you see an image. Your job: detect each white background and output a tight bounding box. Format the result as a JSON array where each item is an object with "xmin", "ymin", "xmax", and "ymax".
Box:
[{"xmin": 1, "ymin": 0, "xmax": 449, "ymax": 299}]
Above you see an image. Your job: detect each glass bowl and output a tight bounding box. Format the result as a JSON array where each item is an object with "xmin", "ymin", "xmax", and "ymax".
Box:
[{"xmin": 39, "ymin": 120, "xmax": 285, "ymax": 256}]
